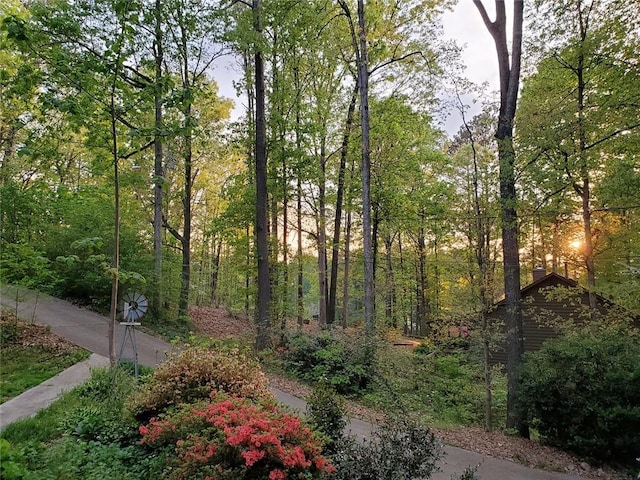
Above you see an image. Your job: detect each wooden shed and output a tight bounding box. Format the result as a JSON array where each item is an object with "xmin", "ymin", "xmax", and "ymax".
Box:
[{"xmin": 487, "ymin": 269, "xmax": 620, "ymax": 365}]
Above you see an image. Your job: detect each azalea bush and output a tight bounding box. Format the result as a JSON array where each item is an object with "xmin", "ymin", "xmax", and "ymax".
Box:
[
  {"xmin": 128, "ymin": 346, "xmax": 272, "ymax": 420},
  {"xmin": 139, "ymin": 394, "xmax": 335, "ymax": 480}
]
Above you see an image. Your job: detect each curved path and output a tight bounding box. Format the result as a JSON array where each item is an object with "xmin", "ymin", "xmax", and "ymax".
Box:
[{"xmin": 0, "ymin": 285, "xmax": 585, "ymax": 480}]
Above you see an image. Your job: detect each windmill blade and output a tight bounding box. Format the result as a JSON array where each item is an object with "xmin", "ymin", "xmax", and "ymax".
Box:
[{"xmin": 122, "ymin": 292, "xmax": 148, "ymax": 321}]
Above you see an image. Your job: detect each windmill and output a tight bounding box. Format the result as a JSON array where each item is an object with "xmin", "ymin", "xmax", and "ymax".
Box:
[{"xmin": 117, "ymin": 292, "xmax": 148, "ymax": 377}]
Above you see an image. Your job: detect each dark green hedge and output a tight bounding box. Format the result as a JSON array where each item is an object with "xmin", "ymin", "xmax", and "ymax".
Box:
[{"xmin": 519, "ymin": 325, "xmax": 640, "ymax": 464}]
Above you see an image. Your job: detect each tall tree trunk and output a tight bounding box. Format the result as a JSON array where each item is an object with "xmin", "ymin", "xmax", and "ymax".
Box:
[
  {"xmin": 243, "ymin": 51, "xmax": 255, "ymax": 317},
  {"xmin": 152, "ymin": 0, "xmax": 164, "ymax": 318},
  {"xmin": 280, "ymin": 144, "xmax": 289, "ymax": 340},
  {"xmin": 384, "ymin": 233, "xmax": 395, "ymax": 327},
  {"xmin": 245, "ymin": 225, "xmax": 251, "ymax": 315},
  {"xmin": 269, "ymin": 39, "xmax": 281, "ymax": 328},
  {"xmin": 416, "ymin": 224, "xmax": 428, "ymax": 336},
  {"xmin": 107, "ymin": 20, "xmax": 127, "ymax": 367},
  {"xmin": 357, "ymin": 0, "xmax": 375, "ymax": 338},
  {"xmin": 574, "ymin": 14, "xmax": 597, "ymax": 313},
  {"xmin": 399, "ymin": 234, "xmax": 408, "ymax": 334},
  {"xmin": 317, "ymin": 138, "xmax": 328, "ymax": 329},
  {"xmin": 210, "ymin": 240, "xmax": 222, "ymax": 306},
  {"xmin": 328, "ymin": 83, "xmax": 358, "ymax": 325},
  {"xmin": 473, "ymin": 0, "xmax": 527, "ymax": 437},
  {"xmin": 253, "ymin": 0, "xmax": 271, "ymax": 350},
  {"xmin": 108, "ymin": 102, "xmax": 120, "ymax": 367},
  {"xmin": 372, "ymin": 203, "xmax": 380, "ymax": 285},
  {"xmin": 342, "ymin": 208, "xmax": 352, "ymax": 329},
  {"xmin": 294, "ymin": 65, "xmax": 304, "ymax": 327},
  {"xmin": 297, "ymin": 173, "xmax": 304, "ymax": 327},
  {"xmin": 178, "ymin": 101, "xmax": 192, "ymax": 318}
]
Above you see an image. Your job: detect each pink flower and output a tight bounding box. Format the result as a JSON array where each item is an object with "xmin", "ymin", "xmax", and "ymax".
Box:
[{"xmin": 269, "ymin": 469, "xmax": 287, "ymax": 480}]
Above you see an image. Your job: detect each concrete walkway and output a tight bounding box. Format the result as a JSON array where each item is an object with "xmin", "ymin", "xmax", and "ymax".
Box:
[
  {"xmin": 0, "ymin": 353, "xmax": 110, "ymax": 427},
  {"xmin": 0, "ymin": 285, "xmax": 585, "ymax": 479}
]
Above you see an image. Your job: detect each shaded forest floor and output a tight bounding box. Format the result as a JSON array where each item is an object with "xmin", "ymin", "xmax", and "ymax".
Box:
[{"xmin": 189, "ymin": 305, "xmax": 629, "ymax": 480}]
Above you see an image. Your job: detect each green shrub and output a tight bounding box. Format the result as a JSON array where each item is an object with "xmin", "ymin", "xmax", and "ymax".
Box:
[
  {"xmin": 413, "ymin": 352, "xmax": 484, "ymax": 425},
  {"xmin": 306, "ymin": 381, "xmax": 347, "ymax": 454},
  {"xmin": 283, "ymin": 332, "xmax": 375, "ymax": 395},
  {"xmin": 0, "ymin": 243, "xmax": 57, "ymax": 292},
  {"xmin": 331, "ymin": 415, "xmax": 443, "ymax": 480},
  {"xmin": 19, "ymin": 436, "xmax": 165, "ymax": 480},
  {"xmin": 127, "ymin": 346, "xmax": 272, "ymax": 420},
  {"xmin": 519, "ymin": 326, "xmax": 640, "ymax": 464}
]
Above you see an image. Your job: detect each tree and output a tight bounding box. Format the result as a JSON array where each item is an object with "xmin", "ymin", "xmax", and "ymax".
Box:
[
  {"xmin": 450, "ymin": 106, "xmax": 501, "ymax": 431},
  {"xmin": 518, "ymin": 0, "xmax": 640, "ymax": 312},
  {"xmin": 252, "ymin": 0, "xmax": 270, "ymax": 350},
  {"xmin": 163, "ymin": 0, "xmax": 227, "ymax": 319},
  {"xmin": 472, "ymin": 0, "xmax": 528, "ymax": 436}
]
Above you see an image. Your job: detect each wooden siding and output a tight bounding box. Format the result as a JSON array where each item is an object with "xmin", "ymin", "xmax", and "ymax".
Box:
[{"xmin": 488, "ymin": 273, "xmax": 607, "ymax": 366}]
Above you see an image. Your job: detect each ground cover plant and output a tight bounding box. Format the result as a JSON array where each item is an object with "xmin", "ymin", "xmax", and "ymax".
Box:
[
  {"xmin": 0, "ymin": 365, "xmax": 164, "ymax": 479},
  {"xmin": 0, "ymin": 310, "xmax": 89, "ymax": 402}
]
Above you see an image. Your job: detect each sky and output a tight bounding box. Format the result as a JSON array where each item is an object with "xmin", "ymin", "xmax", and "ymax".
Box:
[{"xmin": 213, "ymin": 1, "xmax": 507, "ymax": 137}]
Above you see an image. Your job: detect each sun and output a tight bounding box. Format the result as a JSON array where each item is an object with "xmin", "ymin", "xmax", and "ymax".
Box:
[{"xmin": 569, "ymin": 239, "xmax": 583, "ymax": 251}]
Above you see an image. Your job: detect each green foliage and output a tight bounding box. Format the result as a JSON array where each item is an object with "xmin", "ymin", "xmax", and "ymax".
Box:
[
  {"xmin": 305, "ymin": 380, "xmax": 347, "ymax": 454},
  {"xmin": 127, "ymin": 346, "xmax": 272, "ymax": 420},
  {"xmin": 368, "ymin": 345, "xmax": 490, "ymax": 427},
  {"xmin": 282, "ymin": 332, "xmax": 375, "ymax": 396},
  {"xmin": 0, "ymin": 243, "xmax": 57, "ymax": 292},
  {"xmin": 519, "ymin": 325, "xmax": 640, "ymax": 464},
  {"xmin": 0, "ymin": 439, "xmax": 28, "ymax": 480},
  {"xmin": 53, "ymin": 236, "xmax": 113, "ymax": 310},
  {"xmin": 451, "ymin": 466, "xmax": 480, "ymax": 480},
  {"xmin": 1, "ymin": 366, "xmax": 163, "ymax": 479},
  {"xmin": 20, "ymin": 436, "xmax": 166, "ymax": 480},
  {"xmin": 414, "ymin": 352, "xmax": 485, "ymax": 425},
  {"xmin": 139, "ymin": 394, "xmax": 334, "ymax": 480},
  {"xmin": 331, "ymin": 415, "xmax": 443, "ymax": 480}
]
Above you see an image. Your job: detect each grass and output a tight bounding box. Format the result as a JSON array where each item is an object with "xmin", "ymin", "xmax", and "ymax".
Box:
[
  {"xmin": 0, "ymin": 309, "xmax": 90, "ymax": 403},
  {"xmin": 0, "ymin": 345, "xmax": 89, "ymax": 403}
]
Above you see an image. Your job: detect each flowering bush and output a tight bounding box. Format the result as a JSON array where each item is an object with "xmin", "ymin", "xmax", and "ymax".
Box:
[
  {"xmin": 139, "ymin": 394, "xmax": 335, "ymax": 480},
  {"xmin": 128, "ymin": 346, "xmax": 272, "ymax": 420}
]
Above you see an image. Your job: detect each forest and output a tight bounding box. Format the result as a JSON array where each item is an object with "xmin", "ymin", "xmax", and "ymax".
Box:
[{"xmin": 1, "ymin": 0, "xmax": 639, "ymax": 445}]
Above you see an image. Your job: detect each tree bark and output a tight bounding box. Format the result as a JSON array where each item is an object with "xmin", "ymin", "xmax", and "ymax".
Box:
[
  {"xmin": 328, "ymin": 83, "xmax": 358, "ymax": 325},
  {"xmin": 253, "ymin": 0, "xmax": 271, "ymax": 350},
  {"xmin": 152, "ymin": 0, "xmax": 164, "ymax": 319},
  {"xmin": 384, "ymin": 233, "xmax": 395, "ymax": 327},
  {"xmin": 317, "ymin": 137, "xmax": 328, "ymax": 329},
  {"xmin": 342, "ymin": 208, "xmax": 352, "ymax": 329},
  {"xmin": 357, "ymin": 0, "xmax": 375, "ymax": 338},
  {"xmin": 473, "ymin": 0, "xmax": 528, "ymax": 437}
]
